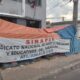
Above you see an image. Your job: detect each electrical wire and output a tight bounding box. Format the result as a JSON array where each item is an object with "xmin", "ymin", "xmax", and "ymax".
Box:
[
  {"xmin": 47, "ymin": 0, "xmax": 72, "ymax": 15},
  {"xmin": 47, "ymin": 0, "xmax": 71, "ymax": 14},
  {"xmin": 59, "ymin": 1, "xmax": 71, "ymax": 7},
  {"xmin": 47, "ymin": 0, "xmax": 71, "ymax": 10},
  {"xmin": 47, "ymin": 1, "xmax": 61, "ymax": 10}
]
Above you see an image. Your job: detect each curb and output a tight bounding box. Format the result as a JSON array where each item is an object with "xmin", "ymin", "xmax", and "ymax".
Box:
[
  {"xmin": 34, "ymin": 59, "xmax": 80, "ymax": 80},
  {"xmin": 1, "ymin": 55, "xmax": 80, "ymax": 80},
  {"xmin": 0, "ymin": 72, "xmax": 3, "ymax": 80}
]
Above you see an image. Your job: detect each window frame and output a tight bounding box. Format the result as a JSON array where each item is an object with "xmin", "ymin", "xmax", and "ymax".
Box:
[{"xmin": 26, "ymin": 0, "xmax": 42, "ymax": 7}]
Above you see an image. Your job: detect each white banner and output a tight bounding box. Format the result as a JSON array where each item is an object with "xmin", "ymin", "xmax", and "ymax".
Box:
[{"xmin": 0, "ymin": 37, "xmax": 70, "ymax": 63}]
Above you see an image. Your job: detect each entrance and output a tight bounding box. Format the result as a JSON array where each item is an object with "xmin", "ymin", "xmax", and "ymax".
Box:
[{"xmin": 26, "ymin": 19, "xmax": 41, "ymax": 28}]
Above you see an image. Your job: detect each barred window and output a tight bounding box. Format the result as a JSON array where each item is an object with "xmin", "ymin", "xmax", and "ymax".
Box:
[
  {"xmin": 12, "ymin": 0, "xmax": 41, "ymax": 6},
  {"xmin": 12, "ymin": 0, "xmax": 22, "ymax": 2},
  {"xmin": 26, "ymin": 0, "xmax": 42, "ymax": 6},
  {"xmin": 0, "ymin": 0, "xmax": 2, "ymax": 3}
]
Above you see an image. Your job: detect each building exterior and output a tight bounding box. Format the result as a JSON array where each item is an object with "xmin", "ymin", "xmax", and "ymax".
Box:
[{"xmin": 0, "ymin": 0, "xmax": 46, "ymax": 28}]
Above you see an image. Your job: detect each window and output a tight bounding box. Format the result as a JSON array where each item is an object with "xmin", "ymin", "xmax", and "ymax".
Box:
[
  {"xmin": 26, "ymin": 19, "xmax": 41, "ymax": 28},
  {"xmin": 26, "ymin": 0, "xmax": 41, "ymax": 6},
  {"xmin": 0, "ymin": 0, "xmax": 2, "ymax": 3},
  {"xmin": 12, "ymin": 0, "xmax": 42, "ymax": 6},
  {"xmin": 12, "ymin": 0, "xmax": 22, "ymax": 2},
  {"xmin": 36, "ymin": 0, "xmax": 41, "ymax": 6}
]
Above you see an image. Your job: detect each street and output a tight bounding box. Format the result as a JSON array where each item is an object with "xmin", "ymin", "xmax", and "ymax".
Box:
[{"xmin": 40, "ymin": 68, "xmax": 80, "ymax": 80}]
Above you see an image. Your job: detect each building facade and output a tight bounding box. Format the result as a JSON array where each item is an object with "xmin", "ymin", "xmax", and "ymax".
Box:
[{"xmin": 0, "ymin": 0, "xmax": 46, "ymax": 28}]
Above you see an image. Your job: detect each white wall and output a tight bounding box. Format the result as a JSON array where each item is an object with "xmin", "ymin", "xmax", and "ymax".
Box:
[
  {"xmin": 25, "ymin": 0, "xmax": 46, "ymax": 28},
  {"xmin": 0, "ymin": 0, "xmax": 23, "ymax": 15},
  {"xmin": 0, "ymin": 0, "xmax": 46, "ymax": 28}
]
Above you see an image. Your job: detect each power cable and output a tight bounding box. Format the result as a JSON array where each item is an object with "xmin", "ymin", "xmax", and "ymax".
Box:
[
  {"xmin": 59, "ymin": 1, "xmax": 71, "ymax": 7},
  {"xmin": 47, "ymin": 2, "xmax": 61, "ymax": 10},
  {"xmin": 47, "ymin": 0, "xmax": 71, "ymax": 10},
  {"xmin": 47, "ymin": 0, "xmax": 71, "ymax": 14},
  {"xmin": 47, "ymin": 0, "xmax": 76, "ymax": 21}
]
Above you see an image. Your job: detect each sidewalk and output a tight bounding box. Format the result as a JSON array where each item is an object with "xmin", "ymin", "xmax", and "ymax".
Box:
[{"xmin": 1, "ymin": 54, "xmax": 80, "ymax": 80}]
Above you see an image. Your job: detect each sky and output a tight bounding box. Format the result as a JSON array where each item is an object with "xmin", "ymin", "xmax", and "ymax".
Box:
[{"xmin": 46, "ymin": 0, "xmax": 80, "ymax": 22}]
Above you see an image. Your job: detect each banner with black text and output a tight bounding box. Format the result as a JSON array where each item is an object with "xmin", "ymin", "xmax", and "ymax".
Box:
[{"xmin": 0, "ymin": 37, "xmax": 70, "ymax": 63}]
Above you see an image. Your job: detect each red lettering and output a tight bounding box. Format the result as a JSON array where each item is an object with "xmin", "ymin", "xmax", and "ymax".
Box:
[
  {"xmin": 34, "ymin": 40, "xmax": 39, "ymax": 44},
  {"xmin": 26, "ymin": 40, "xmax": 30, "ymax": 44},
  {"xmin": 45, "ymin": 38, "xmax": 48, "ymax": 42},
  {"xmin": 26, "ymin": 38, "xmax": 54, "ymax": 44},
  {"xmin": 49, "ymin": 38, "xmax": 51, "ymax": 42},
  {"xmin": 52, "ymin": 37, "xmax": 54, "ymax": 41},
  {"xmin": 40, "ymin": 39, "xmax": 44, "ymax": 43},
  {"xmin": 31, "ymin": 40, "xmax": 34, "ymax": 44}
]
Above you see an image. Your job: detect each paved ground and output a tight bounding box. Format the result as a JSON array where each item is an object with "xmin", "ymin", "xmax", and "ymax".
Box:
[
  {"xmin": 1, "ymin": 54, "xmax": 80, "ymax": 80},
  {"xmin": 39, "ymin": 67, "xmax": 80, "ymax": 80}
]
